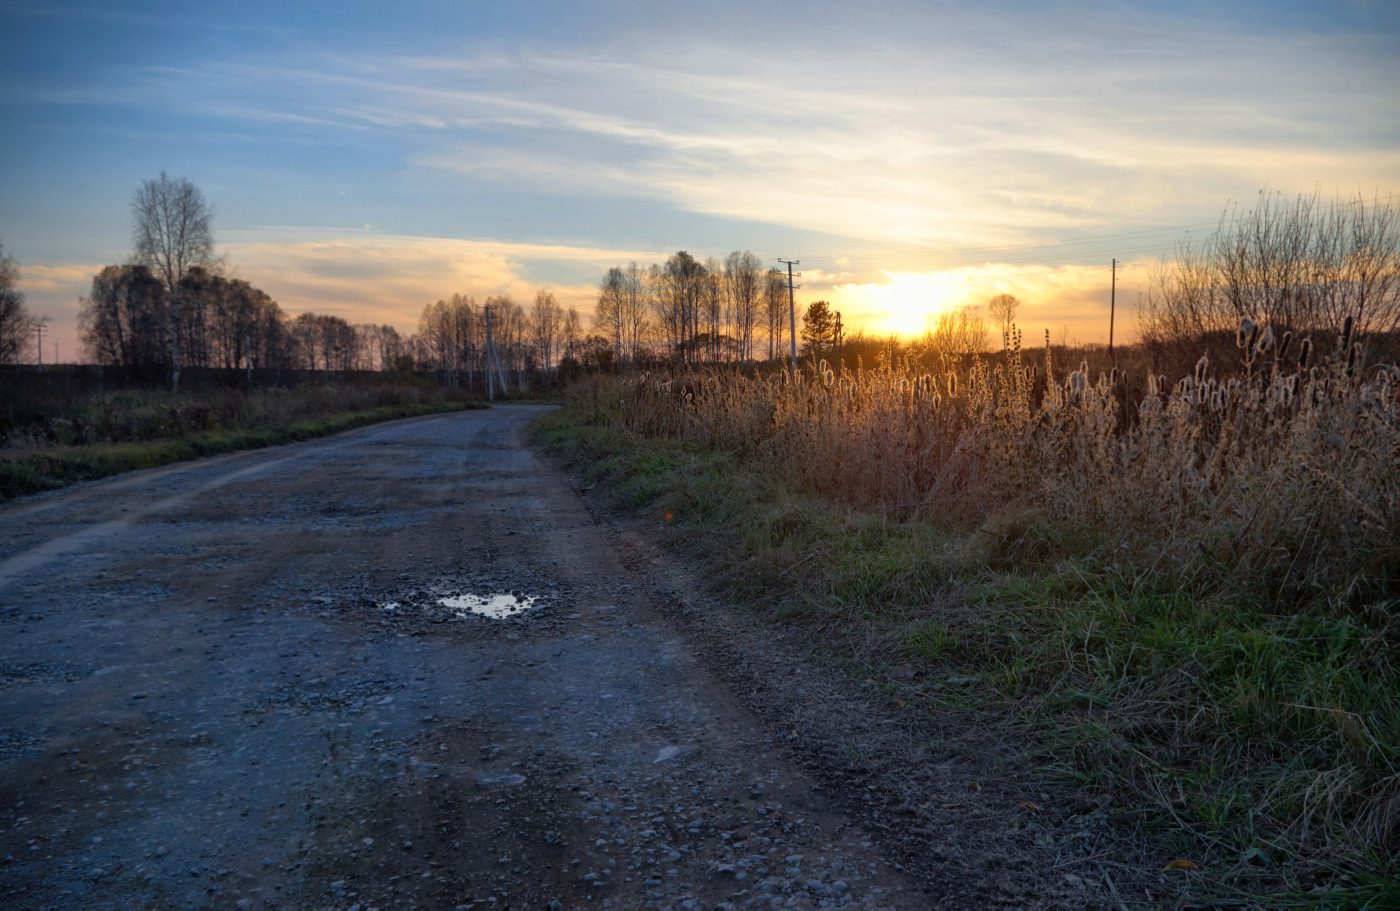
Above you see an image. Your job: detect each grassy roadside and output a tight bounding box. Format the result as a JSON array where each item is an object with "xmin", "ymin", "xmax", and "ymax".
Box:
[
  {"xmin": 532, "ymin": 378, "xmax": 1398, "ymax": 908},
  {"xmin": 1, "ymin": 395, "xmax": 485, "ymax": 500}
]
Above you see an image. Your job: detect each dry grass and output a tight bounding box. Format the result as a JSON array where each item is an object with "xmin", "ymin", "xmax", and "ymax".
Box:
[
  {"xmin": 624, "ymin": 325, "xmax": 1398, "ymax": 609},
  {"xmin": 539, "ymin": 322, "xmax": 1399, "ymax": 901}
]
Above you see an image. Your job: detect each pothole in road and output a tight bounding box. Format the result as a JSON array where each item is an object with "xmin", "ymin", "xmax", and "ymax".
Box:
[
  {"xmin": 438, "ymin": 593, "xmax": 539, "ymax": 620},
  {"xmin": 377, "ymin": 592, "xmax": 540, "ymax": 620}
]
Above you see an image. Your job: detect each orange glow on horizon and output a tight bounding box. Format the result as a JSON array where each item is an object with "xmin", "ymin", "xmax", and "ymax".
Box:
[{"xmin": 820, "ymin": 259, "xmax": 1154, "ymax": 346}]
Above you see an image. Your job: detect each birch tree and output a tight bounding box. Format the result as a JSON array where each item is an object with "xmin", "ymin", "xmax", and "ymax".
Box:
[
  {"xmin": 531, "ymin": 290, "xmax": 562, "ymax": 379},
  {"xmin": 724, "ymin": 251, "xmax": 761, "ymax": 361},
  {"xmin": 131, "ymin": 172, "xmax": 216, "ymax": 391}
]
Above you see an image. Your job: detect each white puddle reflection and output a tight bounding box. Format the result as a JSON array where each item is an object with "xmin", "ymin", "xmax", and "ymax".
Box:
[{"xmin": 439, "ymin": 593, "xmax": 538, "ymax": 619}]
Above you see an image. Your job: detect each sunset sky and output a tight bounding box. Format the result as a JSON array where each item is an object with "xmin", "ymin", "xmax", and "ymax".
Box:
[{"xmin": 2, "ymin": 0, "xmax": 1398, "ymax": 360}]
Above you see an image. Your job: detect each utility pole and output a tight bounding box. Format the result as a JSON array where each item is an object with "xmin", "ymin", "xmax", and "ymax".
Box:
[
  {"xmin": 1108, "ymin": 258, "xmax": 1116, "ymax": 363},
  {"xmin": 34, "ymin": 318, "xmax": 47, "ymax": 373},
  {"xmin": 778, "ymin": 259, "xmax": 800, "ymax": 372},
  {"xmin": 485, "ymin": 305, "xmax": 494, "ymax": 400},
  {"xmin": 484, "ymin": 305, "xmax": 508, "ymax": 400},
  {"xmin": 487, "ymin": 306, "xmax": 498, "ymax": 400}
]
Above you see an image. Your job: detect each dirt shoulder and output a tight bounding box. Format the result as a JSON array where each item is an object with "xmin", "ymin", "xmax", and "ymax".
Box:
[{"xmin": 589, "ymin": 516, "xmax": 1104, "ymax": 909}]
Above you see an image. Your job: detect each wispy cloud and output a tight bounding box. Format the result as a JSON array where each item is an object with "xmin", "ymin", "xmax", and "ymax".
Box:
[{"xmin": 67, "ymin": 8, "xmax": 1395, "ymax": 252}]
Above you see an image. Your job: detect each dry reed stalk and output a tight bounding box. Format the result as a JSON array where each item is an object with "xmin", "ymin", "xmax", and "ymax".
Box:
[{"xmin": 620, "ymin": 321, "xmax": 1398, "ymax": 609}]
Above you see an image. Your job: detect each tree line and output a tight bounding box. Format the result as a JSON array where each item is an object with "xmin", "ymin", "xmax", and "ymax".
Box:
[
  {"xmin": 13, "ymin": 177, "xmax": 1397, "ymax": 388},
  {"xmin": 416, "ymin": 290, "xmax": 607, "ymax": 392},
  {"xmin": 78, "ymin": 261, "xmax": 410, "ymax": 379},
  {"xmin": 56, "ymin": 173, "xmax": 609, "ymax": 391},
  {"xmin": 594, "ymin": 251, "xmax": 793, "ymax": 367},
  {"xmin": 592, "ymin": 250, "xmax": 1017, "ymax": 369}
]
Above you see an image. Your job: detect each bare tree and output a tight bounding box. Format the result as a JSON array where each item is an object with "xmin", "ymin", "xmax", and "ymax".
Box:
[
  {"xmin": 131, "ymin": 172, "xmax": 216, "ymax": 391},
  {"xmin": 1140, "ymin": 191, "xmax": 1400, "ymax": 376},
  {"xmin": 653, "ymin": 252, "xmax": 707, "ymax": 363},
  {"xmin": 620, "ymin": 263, "xmax": 651, "ymax": 367},
  {"xmin": 596, "ymin": 267, "xmax": 626, "ymax": 369},
  {"xmin": 987, "ymin": 293, "xmax": 1020, "ymax": 343},
  {"xmin": 562, "ymin": 307, "xmax": 582, "ymax": 367},
  {"xmin": 920, "ymin": 306, "xmax": 989, "ymax": 359},
  {"xmin": 0, "ymin": 240, "xmax": 35, "ymax": 366},
  {"xmin": 596, "ymin": 264, "xmax": 653, "ymax": 370},
  {"xmin": 702, "ymin": 257, "xmax": 723, "ymax": 362},
  {"xmin": 417, "ymin": 294, "xmax": 479, "ymax": 388},
  {"xmin": 531, "ymin": 290, "xmax": 562, "ymax": 379},
  {"xmin": 724, "ymin": 251, "xmax": 762, "ymax": 361}
]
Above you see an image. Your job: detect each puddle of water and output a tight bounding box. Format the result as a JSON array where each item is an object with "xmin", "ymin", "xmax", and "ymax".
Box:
[{"xmin": 439, "ymin": 593, "xmax": 538, "ymax": 620}]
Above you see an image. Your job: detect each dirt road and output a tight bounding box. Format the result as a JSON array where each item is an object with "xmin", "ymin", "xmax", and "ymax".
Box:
[{"xmin": 0, "ymin": 405, "xmax": 923, "ymax": 909}]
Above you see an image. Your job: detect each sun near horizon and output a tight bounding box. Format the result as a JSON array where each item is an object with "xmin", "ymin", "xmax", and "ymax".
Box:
[{"xmin": 2, "ymin": 1, "xmax": 1397, "ymax": 359}]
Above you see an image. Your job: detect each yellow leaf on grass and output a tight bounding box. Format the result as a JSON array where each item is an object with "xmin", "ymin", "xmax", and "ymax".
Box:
[{"xmin": 1164, "ymin": 859, "xmax": 1198, "ymax": 871}]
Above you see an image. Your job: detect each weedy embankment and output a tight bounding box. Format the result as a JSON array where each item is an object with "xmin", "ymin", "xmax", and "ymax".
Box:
[
  {"xmin": 0, "ymin": 381, "xmax": 486, "ymax": 499},
  {"xmin": 534, "ymin": 323, "xmax": 1399, "ymax": 906}
]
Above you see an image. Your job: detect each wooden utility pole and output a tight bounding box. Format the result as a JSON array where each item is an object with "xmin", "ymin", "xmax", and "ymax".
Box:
[
  {"xmin": 34, "ymin": 319, "xmax": 46, "ymax": 373},
  {"xmin": 484, "ymin": 305, "xmax": 508, "ymax": 400},
  {"xmin": 1108, "ymin": 258, "xmax": 1116, "ymax": 363},
  {"xmin": 485, "ymin": 305, "xmax": 494, "ymax": 400},
  {"xmin": 778, "ymin": 259, "xmax": 800, "ymax": 371}
]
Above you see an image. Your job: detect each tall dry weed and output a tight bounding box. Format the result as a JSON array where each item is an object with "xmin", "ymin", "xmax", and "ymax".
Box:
[{"xmin": 621, "ymin": 324, "xmax": 1399, "ymax": 610}]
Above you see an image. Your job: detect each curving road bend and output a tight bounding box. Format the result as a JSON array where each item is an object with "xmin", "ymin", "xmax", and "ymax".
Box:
[{"xmin": 0, "ymin": 405, "xmax": 915, "ymax": 909}]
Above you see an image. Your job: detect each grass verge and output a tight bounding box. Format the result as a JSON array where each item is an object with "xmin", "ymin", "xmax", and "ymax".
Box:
[
  {"xmin": 1, "ymin": 398, "xmax": 484, "ymax": 500},
  {"xmin": 533, "ymin": 378, "xmax": 1398, "ymax": 908}
]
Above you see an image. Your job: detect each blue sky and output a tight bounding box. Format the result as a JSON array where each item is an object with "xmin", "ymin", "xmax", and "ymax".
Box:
[{"xmin": 2, "ymin": 0, "xmax": 1397, "ymax": 357}]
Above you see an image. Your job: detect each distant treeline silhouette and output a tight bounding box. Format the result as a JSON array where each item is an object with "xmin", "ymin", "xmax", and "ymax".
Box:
[
  {"xmin": 17, "ymin": 182, "xmax": 1400, "ymax": 389},
  {"xmin": 593, "ymin": 251, "xmax": 791, "ymax": 368},
  {"xmin": 79, "ymin": 264, "xmax": 408, "ymax": 379}
]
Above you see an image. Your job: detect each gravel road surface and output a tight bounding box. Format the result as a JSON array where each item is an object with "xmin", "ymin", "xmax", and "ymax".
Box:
[{"xmin": 0, "ymin": 405, "xmax": 923, "ymax": 910}]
